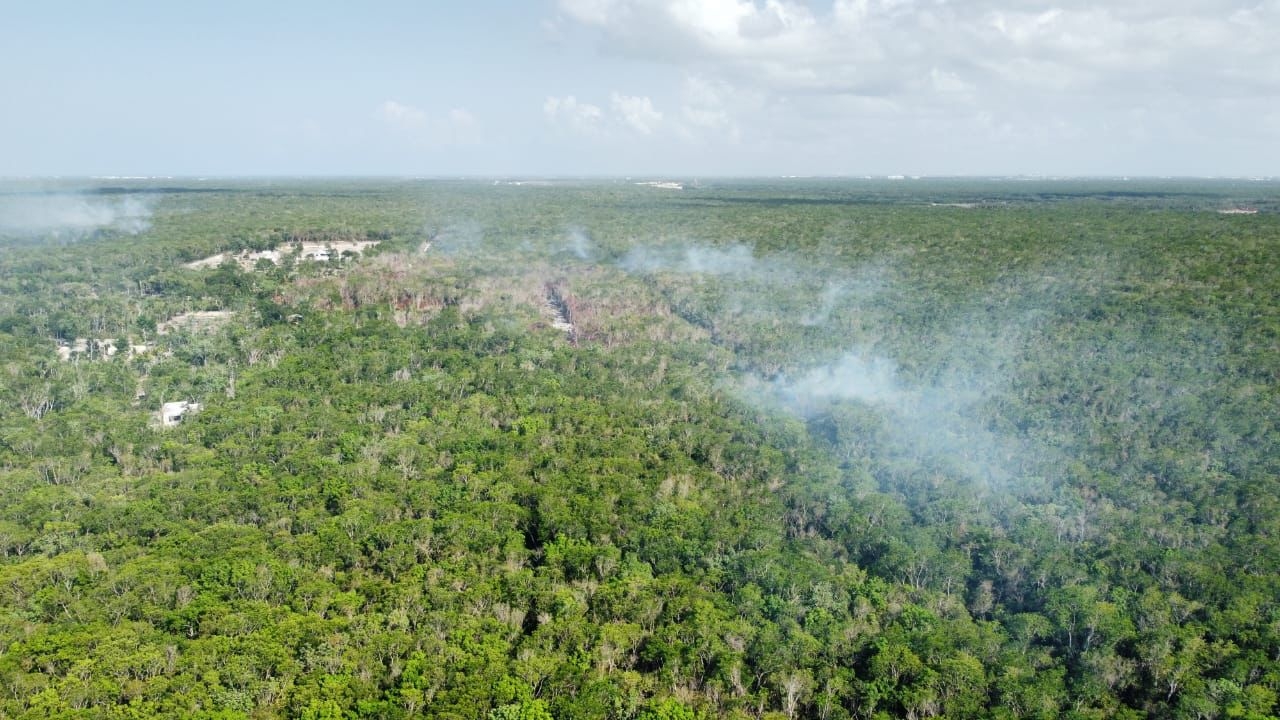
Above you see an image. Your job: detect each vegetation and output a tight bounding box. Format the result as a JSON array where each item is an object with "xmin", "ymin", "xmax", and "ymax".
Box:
[{"xmin": 0, "ymin": 177, "xmax": 1277, "ymax": 718}]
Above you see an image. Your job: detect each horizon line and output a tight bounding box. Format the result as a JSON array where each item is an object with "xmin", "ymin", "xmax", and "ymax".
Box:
[{"xmin": 3, "ymin": 174, "xmax": 1278, "ymax": 183}]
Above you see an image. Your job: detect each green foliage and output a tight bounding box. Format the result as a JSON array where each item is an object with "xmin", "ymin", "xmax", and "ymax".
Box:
[
  {"xmin": 0, "ymin": 178, "xmax": 1276, "ymax": 718},
  {"xmin": 490, "ymin": 699, "xmax": 555, "ymax": 720},
  {"xmin": 638, "ymin": 697, "xmax": 699, "ymax": 720}
]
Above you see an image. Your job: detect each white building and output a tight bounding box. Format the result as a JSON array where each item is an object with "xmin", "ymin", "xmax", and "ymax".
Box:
[{"xmin": 159, "ymin": 401, "xmax": 202, "ymax": 427}]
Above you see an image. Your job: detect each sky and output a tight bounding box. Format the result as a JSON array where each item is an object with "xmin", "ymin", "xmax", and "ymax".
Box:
[{"xmin": 2, "ymin": 0, "xmax": 1277, "ymax": 177}]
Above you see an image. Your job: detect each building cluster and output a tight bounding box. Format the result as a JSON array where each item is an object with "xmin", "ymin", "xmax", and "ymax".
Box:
[{"xmin": 56, "ymin": 338, "xmax": 153, "ymax": 362}]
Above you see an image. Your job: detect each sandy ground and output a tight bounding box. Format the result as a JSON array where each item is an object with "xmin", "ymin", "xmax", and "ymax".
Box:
[
  {"xmin": 185, "ymin": 240, "xmax": 380, "ymax": 271},
  {"xmin": 157, "ymin": 310, "xmax": 235, "ymax": 335}
]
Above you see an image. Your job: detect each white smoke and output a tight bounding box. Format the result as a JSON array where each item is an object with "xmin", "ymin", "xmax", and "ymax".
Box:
[
  {"xmin": 779, "ymin": 352, "xmax": 908, "ymax": 410},
  {"xmin": 618, "ymin": 243, "xmax": 758, "ymax": 276},
  {"xmin": 429, "ymin": 221, "xmax": 485, "ymax": 254},
  {"xmin": 767, "ymin": 344, "xmax": 1030, "ymax": 487},
  {"xmin": 800, "ymin": 280, "xmax": 876, "ymax": 326},
  {"xmin": 565, "ymin": 227, "xmax": 594, "ymax": 260},
  {"xmin": 0, "ymin": 194, "xmax": 154, "ymax": 237}
]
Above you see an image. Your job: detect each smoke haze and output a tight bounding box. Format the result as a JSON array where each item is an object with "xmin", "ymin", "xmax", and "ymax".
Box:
[
  {"xmin": 565, "ymin": 227, "xmax": 594, "ymax": 260},
  {"xmin": 0, "ymin": 194, "xmax": 154, "ymax": 237},
  {"xmin": 428, "ymin": 221, "xmax": 485, "ymax": 254},
  {"xmin": 618, "ymin": 243, "xmax": 758, "ymax": 276}
]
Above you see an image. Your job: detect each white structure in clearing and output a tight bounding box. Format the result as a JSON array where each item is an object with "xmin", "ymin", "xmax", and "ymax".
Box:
[
  {"xmin": 184, "ymin": 240, "xmax": 380, "ymax": 271},
  {"xmin": 56, "ymin": 338, "xmax": 155, "ymax": 362},
  {"xmin": 159, "ymin": 401, "xmax": 201, "ymax": 427},
  {"xmin": 56, "ymin": 338, "xmax": 121, "ymax": 361}
]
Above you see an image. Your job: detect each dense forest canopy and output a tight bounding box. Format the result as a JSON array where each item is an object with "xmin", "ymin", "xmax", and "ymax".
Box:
[{"xmin": 0, "ymin": 177, "xmax": 1277, "ymax": 719}]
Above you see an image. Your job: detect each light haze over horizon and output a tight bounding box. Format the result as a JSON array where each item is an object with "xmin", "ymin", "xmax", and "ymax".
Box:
[{"xmin": 4, "ymin": 0, "xmax": 1278, "ymax": 178}]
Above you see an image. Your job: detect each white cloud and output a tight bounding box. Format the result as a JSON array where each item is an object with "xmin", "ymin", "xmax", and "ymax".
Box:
[
  {"xmin": 547, "ymin": 0, "xmax": 1280, "ymax": 173},
  {"xmin": 678, "ymin": 74, "xmax": 749, "ymax": 141},
  {"xmin": 380, "ymin": 100, "xmax": 429, "ymax": 129},
  {"xmin": 559, "ymin": 0, "xmax": 618, "ymax": 25},
  {"xmin": 378, "ymin": 100, "xmax": 481, "ymax": 148},
  {"xmin": 544, "ymin": 95, "xmax": 605, "ymax": 135},
  {"xmin": 449, "ymin": 108, "xmax": 476, "ymax": 127},
  {"xmin": 611, "ymin": 92, "xmax": 663, "ymax": 134},
  {"xmin": 546, "ymin": 93, "xmax": 668, "ymax": 137},
  {"xmin": 446, "ymin": 108, "xmax": 481, "ymax": 144},
  {"xmin": 557, "ymin": 0, "xmax": 1280, "ymax": 100},
  {"xmin": 929, "ymin": 68, "xmax": 973, "ymax": 97}
]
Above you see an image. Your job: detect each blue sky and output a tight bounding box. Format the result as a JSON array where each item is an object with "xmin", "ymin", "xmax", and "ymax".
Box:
[{"xmin": 3, "ymin": 0, "xmax": 1278, "ymax": 176}]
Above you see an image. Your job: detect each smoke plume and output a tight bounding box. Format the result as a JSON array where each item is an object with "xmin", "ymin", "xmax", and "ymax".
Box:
[
  {"xmin": 0, "ymin": 193, "xmax": 154, "ymax": 237},
  {"xmin": 618, "ymin": 243, "xmax": 758, "ymax": 276},
  {"xmin": 564, "ymin": 227, "xmax": 594, "ymax": 260}
]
